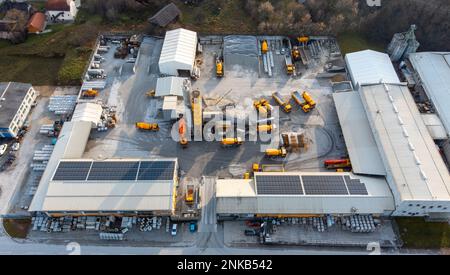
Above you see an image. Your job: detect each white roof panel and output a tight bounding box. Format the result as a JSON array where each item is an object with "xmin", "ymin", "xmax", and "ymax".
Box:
[
  {"xmin": 359, "ymin": 83, "xmax": 450, "ymax": 201},
  {"xmin": 333, "ymin": 91, "xmax": 386, "ymax": 176},
  {"xmin": 409, "ymin": 52, "xmax": 450, "ymax": 136},
  {"xmin": 345, "ymin": 50, "xmax": 401, "ymax": 87},
  {"xmin": 155, "ymin": 76, "xmax": 186, "ymax": 97}
]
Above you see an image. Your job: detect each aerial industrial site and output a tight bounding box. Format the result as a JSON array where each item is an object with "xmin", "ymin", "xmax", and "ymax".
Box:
[{"xmin": 0, "ymin": 0, "xmax": 450, "ymax": 257}]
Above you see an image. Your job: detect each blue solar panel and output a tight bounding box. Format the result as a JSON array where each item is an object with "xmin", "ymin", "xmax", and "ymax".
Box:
[
  {"xmin": 53, "ymin": 161, "xmax": 91, "ymax": 181},
  {"xmin": 87, "ymin": 161, "xmax": 140, "ymax": 181},
  {"xmin": 137, "ymin": 161, "xmax": 175, "ymax": 180}
]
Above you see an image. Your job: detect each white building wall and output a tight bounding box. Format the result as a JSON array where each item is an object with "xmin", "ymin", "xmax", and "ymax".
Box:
[{"xmin": 7, "ymin": 87, "xmax": 37, "ymax": 137}]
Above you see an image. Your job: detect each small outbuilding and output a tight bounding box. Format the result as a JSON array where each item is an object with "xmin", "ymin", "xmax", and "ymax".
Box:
[
  {"xmin": 148, "ymin": 2, "xmax": 181, "ymax": 27},
  {"xmin": 27, "ymin": 12, "xmax": 46, "ymax": 33},
  {"xmin": 155, "ymin": 76, "xmax": 187, "ymax": 97},
  {"xmin": 158, "ymin": 28, "xmax": 198, "ymax": 76}
]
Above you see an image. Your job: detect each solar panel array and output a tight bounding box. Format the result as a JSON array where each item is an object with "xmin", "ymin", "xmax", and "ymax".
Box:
[
  {"xmin": 52, "ymin": 160, "xmax": 175, "ymax": 181},
  {"xmin": 255, "ymin": 175, "xmax": 369, "ymax": 196},
  {"xmin": 302, "ymin": 176, "xmax": 348, "ymax": 195},
  {"xmin": 344, "ymin": 176, "xmax": 369, "ymax": 195},
  {"xmin": 52, "ymin": 161, "xmax": 91, "ymax": 181},
  {"xmin": 138, "ymin": 161, "xmax": 176, "ymax": 181},
  {"xmin": 256, "ymin": 175, "xmax": 303, "ymax": 195},
  {"xmin": 88, "ymin": 161, "xmax": 140, "ymax": 181}
]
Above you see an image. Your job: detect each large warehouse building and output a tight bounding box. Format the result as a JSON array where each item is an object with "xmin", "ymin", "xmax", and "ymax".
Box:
[
  {"xmin": 29, "ymin": 105, "xmax": 178, "ymax": 217},
  {"xmin": 0, "ymin": 82, "xmax": 37, "ymax": 138},
  {"xmin": 158, "ymin": 28, "xmax": 198, "ymax": 76}
]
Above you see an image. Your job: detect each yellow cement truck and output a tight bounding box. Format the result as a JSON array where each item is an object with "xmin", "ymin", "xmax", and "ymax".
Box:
[{"xmin": 265, "ymin": 147, "xmax": 287, "ymax": 158}]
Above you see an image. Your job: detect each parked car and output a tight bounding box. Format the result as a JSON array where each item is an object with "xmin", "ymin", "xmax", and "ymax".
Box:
[
  {"xmin": 11, "ymin": 142, "xmax": 20, "ymax": 151},
  {"xmin": 189, "ymin": 222, "xmax": 197, "ymax": 233},
  {"xmin": 0, "ymin": 144, "xmax": 8, "ymax": 156},
  {"xmin": 244, "ymin": 229, "xmax": 258, "ymax": 236},
  {"xmin": 171, "ymin": 223, "xmax": 178, "ymax": 236}
]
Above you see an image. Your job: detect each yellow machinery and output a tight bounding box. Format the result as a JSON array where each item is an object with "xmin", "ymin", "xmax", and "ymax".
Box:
[
  {"xmin": 252, "ymin": 163, "xmax": 284, "ymax": 172},
  {"xmin": 285, "ymin": 55, "xmax": 295, "ymax": 75},
  {"xmin": 265, "ymin": 147, "xmax": 287, "ymax": 158},
  {"xmin": 253, "ymin": 98, "xmax": 272, "ymax": 115},
  {"xmin": 216, "ymin": 57, "xmax": 224, "ymax": 77},
  {"xmin": 252, "ymin": 163, "xmax": 260, "ymax": 172},
  {"xmin": 146, "ymin": 89, "xmax": 156, "ymax": 97},
  {"xmin": 291, "ymin": 91, "xmax": 313, "ymax": 113},
  {"xmin": 292, "ymin": 46, "xmax": 301, "ymax": 62},
  {"xmin": 257, "ymin": 124, "xmax": 275, "ymax": 133},
  {"xmin": 243, "ymin": 172, "xmax": 251, "ymax": 179},
  {"xmin": 221, "ymin": 137, "xmax": 243, "ymax": 147},
  {"xmin": 81, "ymin": 89, "xmax": 98, "ymax": 98},
  {"xmin": 185, "ymin": 185, "xmax": 194, "ymax": 204},
  {"xmin": 272, "ymin": 92, "xmax": 292, "ymax": 113},
  {"xmin": 261, "ymin": 40, "xmax": 268, "ymax": 54},
  {"xmin": 297, "ymin": 36, "xmax": 309, "ymax": 44},
  {"xmin": 136, "ymin": 122, "xmax": 159, "ymax": 131}
]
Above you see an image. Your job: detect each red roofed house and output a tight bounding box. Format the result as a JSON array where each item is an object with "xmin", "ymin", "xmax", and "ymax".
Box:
[
  {"xmin": 45, "ymin": 0, "xmax": 80, "ymax": 22},
  {"xmin": 28, "ymin": 12, "xmax": 47, "ymax": 33}
]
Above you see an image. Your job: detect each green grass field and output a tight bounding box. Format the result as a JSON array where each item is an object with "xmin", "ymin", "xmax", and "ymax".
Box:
[
  {"xmin": 396, "ymin": 218, "xmax": 450, "ymax": 249},
  {"xmin": 337, "ymin": 32, "xmax": 386, "ymax": 55}
]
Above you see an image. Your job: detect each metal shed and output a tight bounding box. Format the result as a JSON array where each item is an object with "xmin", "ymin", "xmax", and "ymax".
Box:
[{"xmin": 158, "ymin": 28, "xmax": 197, "ymax": 76}]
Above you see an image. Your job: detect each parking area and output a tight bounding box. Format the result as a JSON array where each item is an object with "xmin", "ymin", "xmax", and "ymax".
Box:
[{"xmin": 223, "ymin": 218, "xmax": 399, "ymax": 248}]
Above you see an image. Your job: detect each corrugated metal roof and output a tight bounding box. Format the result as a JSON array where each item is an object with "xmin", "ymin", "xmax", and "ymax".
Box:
[
  {"xmin": 333, "ymin": 91, "xmax": 386, "ymax": 176},
  {"xmin": 216, "ymin": 172, "xmax": 394, "ymax": 215},
  {"xmin": 71, "ymin": 102, "xmax": 103, "ymax": 126},
  {"xmin": 409, "ymin": 52, "xmax": 450, "ymax": 136},
  {"xmin": 345, "ymin": 50, "xmax": 401, "ymax": 87},
  {"xmin": 159, "ymin": 28, "xmax": 197, "ymax": 75},
  {"xmin": 45, "ymin": 0, "xmax": 70, "ymax": 11},
  {"xmin": 155, "ymin": 76, "xmax": 186, "ymax": 97},
  {"xmin": 148, "ymin": 2, "xmax": 181, "ymax": 27},
  {"xmin": 359, "ymin": 83, "xmax": 450, "ymax": 201},
  {"xmin": 29, "ymin": 120, "xmax": 92, "ymax": 211},
  {"xmin": 162, "ymin": 96, "xmax": 177, "ymax": 110}
]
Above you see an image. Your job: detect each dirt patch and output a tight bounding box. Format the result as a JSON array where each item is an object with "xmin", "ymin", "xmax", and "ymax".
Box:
[{"xmin": 3, "ymin": 218, "xmax": 31, "ymax": 239}]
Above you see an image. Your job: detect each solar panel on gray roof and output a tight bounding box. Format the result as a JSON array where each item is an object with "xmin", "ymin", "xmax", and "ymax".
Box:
[
  {"xmin": 52, "ymin": 161, "xmax": 92, "ymax": 181},
  {"xmin": 256, "ymin": 175, "xmax": 303, "ymax": 195},
  {"xmin": 137, "ymin": 161, "xmax": 175, "ymax": 181},
  {"xmin": 344, "ymin": 176, "xmax": 369, "ymax": 195},
  {"xmin": 302, "ymin": 176, "xmax": 348, "ymax": 195},
  {"xmin": 87, "ymin": 161, "xmax": 140, "ymax": 181}
]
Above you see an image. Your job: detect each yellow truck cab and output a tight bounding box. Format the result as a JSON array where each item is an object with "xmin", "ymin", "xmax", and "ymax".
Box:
[{"xmin": 272, "ymin": 92, "xmax": 292, "ymax": 113}]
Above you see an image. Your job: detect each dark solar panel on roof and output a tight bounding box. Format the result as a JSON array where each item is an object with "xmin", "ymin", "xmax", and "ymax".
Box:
[
  {"xmin": 52, "ymin": 161, "xmax": 92, "ymax": 181},
  {"xmin": 256, "ymin": 175, "xmax": 303, "ymax": 195},
  {"xmin": 87, "ymin": 161, "xmax": 140, "ymax": 181},
  {"xmin": 302, "ymin": 175, "xmax": 349, "ymax": 195}
]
